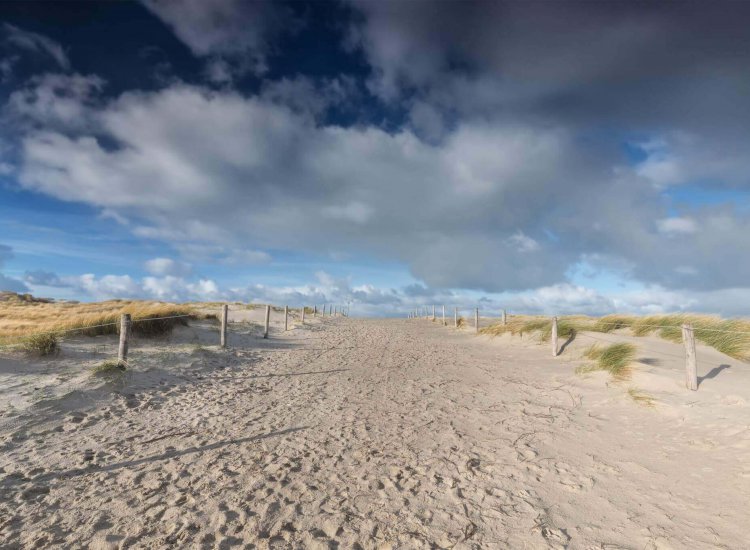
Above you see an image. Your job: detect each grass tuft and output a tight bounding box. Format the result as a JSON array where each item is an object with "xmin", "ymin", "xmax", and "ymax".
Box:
[
  {"xmin": 579, "ymin": 342, "xmax": 636, "ymax": 380},
  {"xmin": 628, "ymin": 387, "xmax": 656, "ymax": 407},
  {"xmin": 21, "ymin": 333, "xmax": 59, "ymax": 356},
  {"xmin": 91, "ymin": 360, "xmax": 126, "ymax": 376}
]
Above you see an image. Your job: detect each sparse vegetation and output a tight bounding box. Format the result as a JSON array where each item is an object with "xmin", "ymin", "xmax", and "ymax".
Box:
[
  {"xmin": 91, "ymin": 360, "xmax": 126, "ymax": 376},
  {"xmin": 481, "ymin": 312, "xmax": 750, "ymax": 360},
  {"xmin": 457, "ymin": 316, "xmax": 466, "ymax": 327},
  {"xmin": 628, "ymin": 387, "xmax": 655, "ymax": 407},
  {"xmin": 577, "ymin": 342, "xmax": 636, "ymax": 380},
  {"xmin": 481, "ymin": 315, "xmax": 578, "ymax": 342},
  {"xmin": 21, "ymin": 333, "xmax": 59, "ymax": 356}
]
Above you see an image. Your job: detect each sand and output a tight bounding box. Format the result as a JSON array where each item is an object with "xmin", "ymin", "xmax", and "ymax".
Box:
[{"xmin": 1, "ymin": 312, "xmax": 749, "ymax": 548}]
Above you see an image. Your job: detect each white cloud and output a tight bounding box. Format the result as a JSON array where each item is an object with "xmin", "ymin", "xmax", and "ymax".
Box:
[
  {"xmin": 144, "ymin": 257, "xmax": 192, "ymax": 277},
  {"xmin": 656, "ymin": 217, "xmax": 697, "ymax": 236},
  {"xmin": 10, "ymin": 78, "xmax": 750, "ymax": 296},
  {"xmin": 506, "ymin": 231, "xmax": 540, "ymax": 253}
]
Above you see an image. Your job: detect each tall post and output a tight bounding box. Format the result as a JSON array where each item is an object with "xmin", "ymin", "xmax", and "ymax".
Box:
[
  {"xmin": 432, "ymin": 305, "xmax": 436, "ymax": 321},
  {"xmin": 682, "ymin": 324, "xmax": 698, "ymax": 391},
  {"xmin": 118, "ymin": 313, "xmax": 131, "ymax": 367},
  {"xmin": 552, "ymin": 316, "xmax": 558, "ymax": 357},
  {"xmin": 301, "ymin": 306, "xmax": 305, "ymax": 324},
  {"xmin": 475, "ymin": 308, "xmax": 479, "ymax": 333},
  {"xmin": 502, "ymin": 309, "xmax": 507, "ymax": 325},
  {"xmin": 454, "ymin": 307, "xmax": 458, "ymax": 328},
  {"xmin": 285, "ymin": 305, "xmax": 289, "ymax": 330},
  {"xmin": 442, "ymin": 305, "xmax": 446, "ymax": 326},
  {"xmin": 314, "ymin": 305, "xmax": 317, "ymax": 318},
  {"xmin": 264, "ymin": 305, "xmax": 271, "ymax": 338},
  {"xmin": 220, "ymin": 304, "xmax": 228, "ymax": 348}
]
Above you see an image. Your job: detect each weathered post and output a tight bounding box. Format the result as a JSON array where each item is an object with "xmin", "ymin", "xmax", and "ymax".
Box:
[
  {"xmin": 454, "ymin": 307, "xmax": 458, "ymax": 328},
  {"xmin": 314, "ymin": 305, "xmax": 317, "ymax": 318},
  {"xmin": 118, "ymin": 313, "xmax": 131, "ymax": 367},
  {"xmin": 552, "ymin": 316, "xmax": 558, "ymax": 357},
  {"xmin": 682, "ymin": 324, "xmax": 698, "ymax": 391},
  {"xmin": 220, "ymin": 304, "xmax": 228, "ymax": 348},
  {"xmin": 502, "ymin": 309, "xmax": 507, "ymax": 325},
  {"xmin": 432, "ymin": 305, "xmax": 436, "ymax": 321},
  {"xmin": 442, "ymin": 305, "xmax": 446, "ymax": 326},
  {"xmin": 475, "ymin": 308, "xmax": 479, "ymax": 333},
  {"xmin": 301, "ymin": 306, "xmax": 305, "ymax": 324},
  {"xmin": 285, "ymin": 305, "xmax": 289, "ymax": 330},
  {"xmin": 263, "ymin": 305, "xmax": 270, "ymax": 338}
]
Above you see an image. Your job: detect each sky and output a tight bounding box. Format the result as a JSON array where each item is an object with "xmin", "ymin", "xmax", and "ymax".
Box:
[{"xmin": 1, "ymin": 1, "xmax": 750, "ymax": 317}]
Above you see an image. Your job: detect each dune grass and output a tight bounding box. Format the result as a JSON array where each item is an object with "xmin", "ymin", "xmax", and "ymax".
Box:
[
  {"xmin": 91, "ymin": 360, "xmax": 126, "ymax": 377},
  {"xmin": 577, "ymin": 342, "xmax": 637, "ymax": 380},
  {"xmin": 480, "ymin": 312, "xmax": 750, "ymax": 360},
  {"xmin": 0, "ymin": 298, "xmax": 194, "ymax": 346},
  {"xmin": 480, "ymin": 315, "xmax": 578, "ymax": 342},
  {"xmin": 21, "ymin": 333, "xmax": 59, "ymax": 356},
  {"xmin": 628, "ymin": 387, "xmax": 656, "ymax": 407}
]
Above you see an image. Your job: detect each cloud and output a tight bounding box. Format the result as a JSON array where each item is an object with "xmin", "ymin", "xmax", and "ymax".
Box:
[
  {"xmin": 11, "ymin": 80, "xmax": 750, "ymax": 295},
  {"xmin": 0, "ymin": 244, "xmax": 29, "ymax": 292},
  {"xmin": 144, "ymin": 257, "xmax": 192, "ymax": 277},
  {"xmin": 2, "ymin": 24, "xmax": 70, "ymax": 70},
  {"xmin": 23, "ymin": 269, "xmax": 66, "ymax": 287},
  {"xmin": 656, "ymin": 217, "xmax": 697, "ymax": 236},
  {"xmin": 141, "ymin": 0, "xmax": 294, "ymax": 75},
  {"xmin": 6, "ymin": 73, "xmax": 104, "ymax": 130}
]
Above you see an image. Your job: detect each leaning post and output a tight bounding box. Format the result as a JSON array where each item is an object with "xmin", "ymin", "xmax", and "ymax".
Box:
[
  {"xmin": 263, "ymin": 305, "xmax": 271, "ymax": 338},
  {"xmin": 118, "ymin": 313, "xmax": 131, "ymax": 367},
  {"xmin": 682, "ymin": 324, "xmax": 698, "ymax": 391}
]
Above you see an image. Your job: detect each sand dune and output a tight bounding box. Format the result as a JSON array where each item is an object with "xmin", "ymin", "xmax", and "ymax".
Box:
[{"xmin": 1, "ymin": 314, "xmax": 748, "ymax": 548}]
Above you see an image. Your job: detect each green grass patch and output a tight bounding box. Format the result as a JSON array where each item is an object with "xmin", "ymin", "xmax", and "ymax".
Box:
[{"xmin": 91, "ymin": 360, "xmax": 126, "ymax": 376}]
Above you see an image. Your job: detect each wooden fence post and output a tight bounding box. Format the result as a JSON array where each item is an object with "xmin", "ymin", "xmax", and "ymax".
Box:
[
  {"xmin": 475, "ymin": 308, "xmax": 479, "ymax": 333},
  {"xmin": 502, "ymin": 309, "xmax": 507, "ymax": 325},
  {"xmin": 682, "ymin": 324, "xmax": 698, "ymax": 391},
  {"xmin": 302, "ymin": 306, "xmax": 305, "ymax": 324},
  {"xmin": 264, "ymin": 305, "xmax": 271, "ymax": 338},
  {"xmin": 432, "ymin": 305, "xmax": 436, "ymax": 321},
  {"xmin": 314, "ymin": 305, "xmax": 317, "ymax": 318},
  {"xmin": 454, "ymin": 307, "xmax": 458, "ymax": 328},
  {"xmin": 442, "ymin": 305, "xmax": 446, "ymax": 326},
  {"xmin": 118, "ymin": 313, "xmax": 131, "ymax": 367},
  {"xmin": 552, "ymin": 316, "xmax": 558, "ymax": 357},
  {"xmin": 285, "ymin": 305, "xmax": 289, "ymax": 330},
  {"xmin": 220, "ymin": 304, "xmax": 228, "ymax": 348}
]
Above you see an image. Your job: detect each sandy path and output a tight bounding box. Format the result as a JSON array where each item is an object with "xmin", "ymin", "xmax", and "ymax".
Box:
[{"xmin": 1, "ymin": 318, "xmax": 748, "ymax": 548}]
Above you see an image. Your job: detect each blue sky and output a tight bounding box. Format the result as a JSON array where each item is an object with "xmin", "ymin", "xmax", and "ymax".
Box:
[{"xmin": 2, "ymin": 1, "xmax": 750, "ymax": 317}]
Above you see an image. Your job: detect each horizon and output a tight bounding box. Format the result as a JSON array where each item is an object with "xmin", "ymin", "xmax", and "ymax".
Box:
[{"xmin": 2, "ymin": 1, "xmax": 750, "ymax": 317}]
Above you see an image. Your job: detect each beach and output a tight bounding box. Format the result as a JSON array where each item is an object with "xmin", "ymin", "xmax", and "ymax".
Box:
[{"xmin": 1, "ymin": 315, "xmax": 749, "ymax": 548}]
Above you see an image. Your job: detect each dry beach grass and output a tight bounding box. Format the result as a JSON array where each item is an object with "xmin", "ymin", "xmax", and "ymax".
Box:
[{"xmin": 0, "ymin": 296, "xmax": 194, "ymax": 347}]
